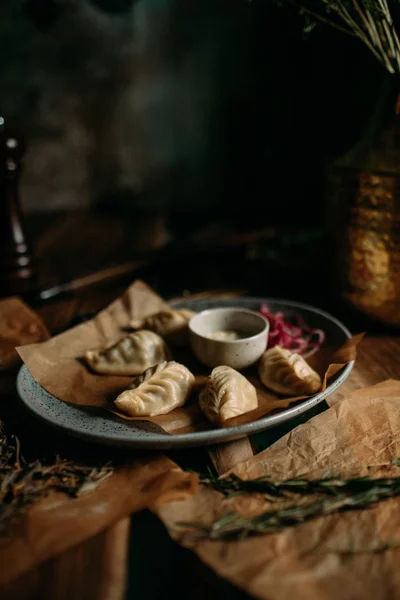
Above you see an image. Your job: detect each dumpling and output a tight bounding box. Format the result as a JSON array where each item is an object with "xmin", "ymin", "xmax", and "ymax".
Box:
[
  {"xmin": 199, "ymin": 366, "xmax": 258, "ymax": 426},
  {"xmin": 114, "ymin": 360, "xmax": 195, "ymax": 417},
  {"xmin": 84, "ymin": 330, "xmax": 170, "ymax": 376},
  {"xmin": 129, "ymin": 309, "xmax": 195, "ymax": 346},
  {"xmin": 258, "ymin": 345, "xmax": 321, "ymax": 396}
]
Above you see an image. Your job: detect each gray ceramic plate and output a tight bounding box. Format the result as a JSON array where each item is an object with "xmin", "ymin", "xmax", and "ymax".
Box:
[{"xmin": 17, "ymin": 298, "xmax": 353, "ymax": 449}]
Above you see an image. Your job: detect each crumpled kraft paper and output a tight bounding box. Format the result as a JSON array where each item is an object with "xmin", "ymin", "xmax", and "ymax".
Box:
[
  {"xmin": 0, "ymin": 455, "xmax": 197, "ymax": 588},
  {"xmin": 17, "ymin": 280, "xmax": 361, "ymax": 434},
  {"xmin": 154, "ymin": 380, "xmax": 400, "ymax": 600},
  {"xmin": 0, "ymin": 298, "xmax": 50, "ymax": 371}
]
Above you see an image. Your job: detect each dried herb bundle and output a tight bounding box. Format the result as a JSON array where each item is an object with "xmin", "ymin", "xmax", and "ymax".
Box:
[
  {"xmin": 275, "ymin": 0, "xmax": 400, "ymax": 74},
  {"xmin": 0, "ymin": 434, "xmax": 113, "ymax": 534},
  {"xmin": 179, "ymin": 466, "xmax": 400, "ymax": 540}
]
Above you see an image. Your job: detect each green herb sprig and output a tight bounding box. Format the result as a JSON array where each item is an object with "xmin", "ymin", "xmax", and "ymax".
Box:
[
  {"xmin": 179, "ymin": 465, "xmax": 400, "ymax": 541},
  {"xmin": 199, "ymin": 469, "xmax": 400, "ymax": 499}
]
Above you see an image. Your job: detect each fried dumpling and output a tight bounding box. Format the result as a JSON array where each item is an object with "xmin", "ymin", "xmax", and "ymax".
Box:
[
  {"xmin": 258, "ymin": 345, "xmax": 321, "ymax": 396},
  {"xmin": 129, "ymin": 309, "xmax": 195, "ymax": 346},
  {"xmin": 84, "ymin": 330, "xmax": 170, "ymax": 376},
  {"xmin": 114, "ymin": 360, "xmax": 195, "ymax": 417},
  {"xmin": 199, "ymin": 366, "xmax": 258, "ymax": 426}
]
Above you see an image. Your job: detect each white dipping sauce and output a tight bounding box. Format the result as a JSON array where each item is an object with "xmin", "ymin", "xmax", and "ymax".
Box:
[{"xmin": 208, "ymin": 329, "xmax": 249, "ymax": 341}]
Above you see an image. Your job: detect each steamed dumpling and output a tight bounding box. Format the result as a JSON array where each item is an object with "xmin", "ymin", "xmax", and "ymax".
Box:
[
  {"xmin": 84, "ymin": 330, "xmax": 170, "ymax": 376},
  {"xmin": 129, "ymin": 309, "xmax": 195, "ymax": 346},
  {"xmin": 114, "ymin": 360, "xmax": 195, "ymax": 417},
  {"xmin": 199, "ymin": 366, "xmax": 258, "ymax": 426},
  {"xmin": 258, "ymin": 345, "xmax": 321, "ymax": 396}
]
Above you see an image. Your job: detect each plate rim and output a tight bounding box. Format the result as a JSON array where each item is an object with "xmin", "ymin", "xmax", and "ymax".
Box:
[{"xmin": 16, "ymin": 297, "xmax": 354, "ymax": 449}]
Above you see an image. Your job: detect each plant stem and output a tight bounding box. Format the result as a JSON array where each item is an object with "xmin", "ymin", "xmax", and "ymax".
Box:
[
  {"xmin": 179, "ymin": 478, "xmax": 400, "ymax": 540},
  {"xmin": 178, "ymin": 468, "xmax": 400, "ymax": 540},
  {"xmin": 199, "ymin": 471, "xmax": 400, "ymax": 499},
  {"xmin": 276, "ymin": 0, "xmax": 400, "ymax": 74}
]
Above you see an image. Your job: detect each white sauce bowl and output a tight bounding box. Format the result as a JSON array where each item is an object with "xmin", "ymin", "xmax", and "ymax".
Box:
[{"xmin": 188, "ymin": 307, "xmax": 269, "ymax": 370}]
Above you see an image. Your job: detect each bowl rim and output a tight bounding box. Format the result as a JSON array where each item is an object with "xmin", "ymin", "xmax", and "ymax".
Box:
[{"xmin": 188, "ymin": 306, "xmax": 269, "ymax": 344}]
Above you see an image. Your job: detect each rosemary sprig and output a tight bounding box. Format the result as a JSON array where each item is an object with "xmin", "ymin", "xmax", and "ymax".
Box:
[
  {"xmin": 0, "ymin": 434, "xmax": 113, "ymax": 535},
  {"xmin": 199, "ymin": 467, "xmax": 400, "ymax": 499},
  {"xmin": 180, "ymin": 466, "xmax": 400, "ymax": 541}
]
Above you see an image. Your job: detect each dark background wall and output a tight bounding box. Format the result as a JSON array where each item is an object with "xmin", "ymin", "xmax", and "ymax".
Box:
[{"xmin": 0, "ymin": 0, "xmax": 387, "ymax": 222}]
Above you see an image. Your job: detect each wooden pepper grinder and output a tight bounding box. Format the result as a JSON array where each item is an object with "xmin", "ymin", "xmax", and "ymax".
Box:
[{"xmin": 0, "ymin": 117, "xmax": 37, "ymax": 296}]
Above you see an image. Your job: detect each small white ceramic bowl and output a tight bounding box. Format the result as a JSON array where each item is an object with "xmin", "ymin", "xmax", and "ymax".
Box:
[{"xmin": 188, "ymin": 307, "xmax": 269, "ymax": 370}]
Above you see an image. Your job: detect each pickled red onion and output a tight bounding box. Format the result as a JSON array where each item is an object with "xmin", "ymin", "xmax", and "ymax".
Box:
[{"xmin": 259, "ymin": 303, "xmax": 326, "ymax": 357}]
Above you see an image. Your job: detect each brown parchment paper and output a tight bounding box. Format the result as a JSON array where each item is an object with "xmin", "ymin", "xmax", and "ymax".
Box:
[
  {"xmin": 17, "ymin": 280, "xmax": 362, "ymax": 434},
  {"xmin": 0, "ymin": 298, "xmax": 50, "ymax": 371},
  {"xmin": 0, "ymin": 454, "xmax": 198, "ymax": 588},
  {"xmin": 154, "ymin": 379, "xmax": 400, "ymax": 600}
]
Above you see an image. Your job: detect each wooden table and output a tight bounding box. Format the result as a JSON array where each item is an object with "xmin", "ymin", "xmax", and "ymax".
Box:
[{"xmin": 2, "ymin": 210, "xmax": 400, "ymax": 600}]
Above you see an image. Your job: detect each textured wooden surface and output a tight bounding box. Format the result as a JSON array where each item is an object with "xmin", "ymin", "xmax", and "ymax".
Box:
[
  {"xmin": 328, "ymin": 336, "xmax": 400, "ymax": 403},
  {"xmin": 208, "ymin": 438, "xmax": 254, "ymax": 475},
  {"xmin": 3, "ymin": 336, "xmax": 400, "ymax": 600},
  {"xmin": 0, "ymin": 518, "xmax": 130, "ymax": 600},
  {"xmin": 2, "ymin": 212, "xmax": 400, "ymax": 599}
]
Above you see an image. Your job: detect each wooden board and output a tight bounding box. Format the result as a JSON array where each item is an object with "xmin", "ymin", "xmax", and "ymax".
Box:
[
  {"xmin": 3, "ymin": 336, "xmax": 400, "ymax": 599},
  {"xmin": 208, "ymin": 437, "xmax": 254, "ymax": 475},
  {"xmin": 0, "ymin": 518, "xmax": 130, "ymax": 600}
]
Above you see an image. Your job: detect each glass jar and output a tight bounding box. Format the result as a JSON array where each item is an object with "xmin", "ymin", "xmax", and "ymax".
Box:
[{"xmin": 326, "ymin": 76, "xmax": 400, "ymax": 326}]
